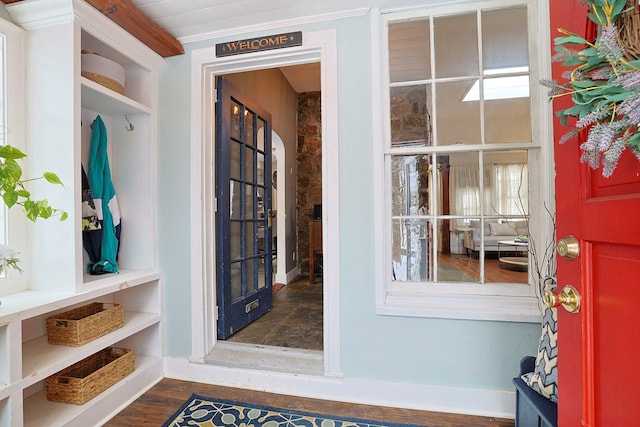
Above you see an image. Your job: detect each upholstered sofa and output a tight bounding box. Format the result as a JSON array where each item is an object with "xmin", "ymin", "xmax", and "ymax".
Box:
[{"xmin": 462, "ymin": 219, "xmax": 528, "ymax": 255}]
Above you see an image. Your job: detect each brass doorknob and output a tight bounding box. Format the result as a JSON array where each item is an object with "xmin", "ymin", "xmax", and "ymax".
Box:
[
  {"xmin": 543, "ymin": 285, "xmax": 581, "ymax": 313},
  {"xmin": 557, "ymin": 235, "xmax": 579, "ymax": 260}
]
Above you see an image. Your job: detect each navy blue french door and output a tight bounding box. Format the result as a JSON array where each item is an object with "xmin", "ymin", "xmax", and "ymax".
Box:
[{"xmin": 216, "ymin": 76, "xmax": 273, "ymax": 339}]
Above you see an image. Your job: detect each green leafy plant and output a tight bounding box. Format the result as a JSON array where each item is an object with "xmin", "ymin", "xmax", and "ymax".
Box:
[
  {"xmin": 0, "ymin": 144, "xmax": 68, "ymax": 222},
  {"xmin": 542, "ymin": 0, "xmax": 640, "ymax": 177}
]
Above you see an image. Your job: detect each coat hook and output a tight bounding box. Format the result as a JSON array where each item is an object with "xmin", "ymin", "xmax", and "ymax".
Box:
[{"xmin": 124, "ymin": 115, "xmax": 135, "ymax": 131}]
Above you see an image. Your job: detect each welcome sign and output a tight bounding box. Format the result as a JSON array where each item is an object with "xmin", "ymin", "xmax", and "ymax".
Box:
[{"xmin": 216, "ymin": 32, "xmax": 302, "ymax": 57}]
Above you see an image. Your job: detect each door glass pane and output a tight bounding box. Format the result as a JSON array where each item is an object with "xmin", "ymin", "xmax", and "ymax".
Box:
[
  {"xmin": 436, "ymin": 219, "xmax": 479, "ymax": 283},
  {"xmin": 245, "ymin": 184, "xmax": 255, "ymax": 219},
  {"xmin": 434, "ymin": 13, "xmax": 478, "ymax": 78},
  {"xmin": 389, "ymin": 19, "xmax": 431, "ymax": 83},
  {"xmin": 391, "ymin": 154, "xmax": 430, "ymax": 216},
  {"xmin": 257, "ymin": 152, "xmax": 265, "ymax": 185},
  {"xmin": 391, "ymin": 218, "xmax": 430, "ymax": 282},
  {"xmin": 230, "ymin": 140, "xmax": 241, "ymax": 180},
  {"xmin": 390, "ymin": 84, "xmax": 432, "ymax": 147},
  {"xmin": 230, "ymin": 221, "xmax": 241, "ymax": 260},
  {"xmin": 245, "ymin": 222, "xmax": 255, "ymax": 257},
  {"xmin": 230, "ymin": 100, "xmax": 241, "ymax": 141},
  {"xmin": 245, "ymin": 109, "xmax": 255, "ymax": 146},
  {"xmin": 230, "ymin": 181, "xmax": 241, "ymax": 219},
  {"xmin": 448, "ymin": 152, "xmax": 480, "ymax": 216},
  {"xmin": 483, "ymin": 150, "xmax": 528, "ymax": 216},
  {"xmin": 257, "ymin": 118, "xmax": 266, "ymax": 151},
  {"xmin": 257, "ymin": 187, "xmax": 265, "ymax": 224},
  {"xmin": 436, "ymin": 80, "xmax": 480, "ymax": 146},
  {"xmin": 231, "ymin": 261, "xmax": 242, "ymax": 300},
  {"xmin": 258, "ymin": 255, "xmax": 267, "ymax": 289},
  {"xmin": 246, "ymin": 259, "xmax": 256, "ymax": 294},
  {"xmin": 244, "ymin": 146, "xmax": 254, "ymax": 183}
]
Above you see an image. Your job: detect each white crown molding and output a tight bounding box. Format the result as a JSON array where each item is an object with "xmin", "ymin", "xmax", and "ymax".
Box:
[
  {"xmin": 5, "ymin": 0, "xmax": 75, "ymax": 29},
  {"xmin": 7, "ymin": 0, "xmax": 163, "ymax": 69},
  {"xmin": 178, "ymin": 7, "xmax": 369, "ymax": 45}
]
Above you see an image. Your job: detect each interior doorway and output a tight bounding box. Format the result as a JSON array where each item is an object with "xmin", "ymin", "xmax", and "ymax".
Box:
[
  {"xmin": 219, "ymin": 65, "xmax": 323, "ymax": 351},
  {"xmin": 191, "ymin": 30, "xmax": 341, "ymax": 376}
]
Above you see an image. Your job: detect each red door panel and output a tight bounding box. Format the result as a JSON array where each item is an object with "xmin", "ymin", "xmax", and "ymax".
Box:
[{"xmin": 551, "ymin": 2, "xmax": 640, "ymax": 426}]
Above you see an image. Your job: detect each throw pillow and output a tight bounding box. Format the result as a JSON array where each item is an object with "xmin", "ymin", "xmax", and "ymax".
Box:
[
  {"xmin": 489, "ymin": 222, "xmax": 516, "ymax": 236},
  {"xmin": 522, "ymin": 277, "xmax": 558, "ymax": 403},
  {"xmin": 514, "ymin": 220, "xmax": 529, "ymax": 236}
]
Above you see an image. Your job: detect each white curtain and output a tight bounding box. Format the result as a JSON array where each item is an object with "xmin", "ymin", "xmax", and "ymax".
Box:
[
  {"xmin": 450, "ymin": 162, "xmax": 528, "ymax": 221},
  {"xmin": 487, "ymin": 163, "xmax": 528, "ymax": 216}
]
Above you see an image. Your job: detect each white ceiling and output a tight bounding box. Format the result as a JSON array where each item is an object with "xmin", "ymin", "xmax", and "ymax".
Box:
[
  {"xmin": 130, "ymin": 0, "xmax": 427, "ymax": 41},
  {"xmin": 130, "ymin": 0, "xmax": 342, "ymax": 92},
  {"xmin": 127, "ymin": 0, "xmax": 430, "ymax": 93},
  {"xmin": 279, "ymin": 63, "xmax": 321, "ymax": 93}
]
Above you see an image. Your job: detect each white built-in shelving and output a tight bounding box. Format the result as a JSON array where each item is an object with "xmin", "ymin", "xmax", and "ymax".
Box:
[{"xmin": 0, "ymin": 0, "xmax": 164, "ymax": 425}]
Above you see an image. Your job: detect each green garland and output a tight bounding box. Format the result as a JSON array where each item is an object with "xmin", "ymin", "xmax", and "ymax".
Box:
[{"xmin": 543, "ymin": 0, "xmax": 640, "ymax": 177}]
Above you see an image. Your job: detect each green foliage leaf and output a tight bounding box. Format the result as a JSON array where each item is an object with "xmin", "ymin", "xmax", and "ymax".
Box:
[
  {"xmin": 0, "ymin": 145, "xmax": 26, "ymax": 160},
  {"xmin": 43, "ymin": 172, "xmax": 64, "ymax": 186},
  {"xmin": 555, "ymin": 35, "xmax": 587, "ymax": 45},
  {"xmin": 628, "ymin": 131, "xmax": 640, "ymax": 150},
  {"xmin": 4, "ymin": 158, "xmax": 22, "ymax": 184},
  {"xmin": 612, "ymin": 0, "xmax": 630, "ymax": 20},
  {"xmin": 3, "ymin": 191, "xmax": 18, "ymax": 208}
]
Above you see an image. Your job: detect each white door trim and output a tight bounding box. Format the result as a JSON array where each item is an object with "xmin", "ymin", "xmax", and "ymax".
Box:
[
  {"xmin": 190, "ymin": 29, "xmax": 341, "ymax": 376},
  {"xmin": 271, "ymin": 131, "xmax": 287, "ymax": 284}
]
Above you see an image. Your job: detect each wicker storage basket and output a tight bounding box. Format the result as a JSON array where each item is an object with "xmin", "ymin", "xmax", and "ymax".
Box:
[
  {"xmin": 46, "ymin": 302, "xmax": 124, "ymax": 347},
  {"xmin": 46, "ymin": 347, "xmax": 134, "ymax": 405}
]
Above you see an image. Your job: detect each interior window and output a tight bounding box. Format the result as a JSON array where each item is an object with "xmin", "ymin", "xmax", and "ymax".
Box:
[
  {"xmin": 0, "ymin": 32, "xmax": 7, "ymax": 247},
  {"xmin": 0, "ymin": 19, "xmax": 27, "ymax": 294},
  {"xmin": 385, "ymin": 4, "xmax": 534, "ymax": 292}
]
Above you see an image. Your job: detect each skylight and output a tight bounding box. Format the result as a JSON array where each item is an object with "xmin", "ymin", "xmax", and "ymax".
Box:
[{"xmin": 463, "ymin": 67, "xmax": 530, "ymax": 102}]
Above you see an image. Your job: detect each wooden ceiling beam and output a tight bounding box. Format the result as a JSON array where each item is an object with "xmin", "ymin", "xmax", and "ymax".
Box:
[{"xmin": 1, "ymin": 0, "xmax": 184, "ymax": 58}]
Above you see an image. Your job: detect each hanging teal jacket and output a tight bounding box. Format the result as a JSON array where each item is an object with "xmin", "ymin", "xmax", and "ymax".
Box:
[{"xmin": 88, "ymin": 115, "xmax": 120, "ymax": 274}]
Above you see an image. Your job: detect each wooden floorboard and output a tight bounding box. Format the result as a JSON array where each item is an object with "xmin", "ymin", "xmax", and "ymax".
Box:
[
  {"xmin": 104, "ymin": 378, "xmax": 515, "ymax": 427},
  {"xmin": 105, "ymin": 254, "xmax": 524, "ymax": 426}
]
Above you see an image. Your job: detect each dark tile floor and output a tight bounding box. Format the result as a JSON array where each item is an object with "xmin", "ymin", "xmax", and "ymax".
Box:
[{"xmin": 226, "ymin": 276, "xmax": 324, "ymax": 350}]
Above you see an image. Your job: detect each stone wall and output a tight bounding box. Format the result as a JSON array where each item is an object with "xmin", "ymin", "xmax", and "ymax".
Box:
[{"xmin": 296, "ymin": 91, "xmax": 322, "ymax": 274}]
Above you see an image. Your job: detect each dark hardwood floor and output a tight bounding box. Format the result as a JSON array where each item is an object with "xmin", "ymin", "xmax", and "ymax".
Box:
[
  {"xmin": 105, "ymin": 253, "xmax": 523, "ymax": 426},
  {"xmin": 104, "ymin": 378, "xmax": 515, "ymax": 427}
]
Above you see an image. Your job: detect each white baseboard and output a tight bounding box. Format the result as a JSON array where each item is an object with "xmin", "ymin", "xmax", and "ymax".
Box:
[
  {"xmin": 164, "ymin": 356, "xmax": 516, "ymax": 419},
  {"xmin": 275, "ymin": 266, "xmax": 300, "ymax": 284}
]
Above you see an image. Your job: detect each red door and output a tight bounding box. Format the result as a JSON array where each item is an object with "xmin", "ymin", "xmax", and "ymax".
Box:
[{"xmin": 550, "ymin": 2, "xmax": 640, "ymax": 426}]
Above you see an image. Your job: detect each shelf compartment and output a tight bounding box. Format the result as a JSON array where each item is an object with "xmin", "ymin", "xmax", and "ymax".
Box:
[
  {"xmin": 22, "ymin": 311, "xmax": 159, "ymax": 388},
  {"xmin": 0, "ymin": 270, "xmax": 160, "ymax": 321},
  {"xmin": 24, "ymin": 354, "xmax": 162, "ymax": 427},
  {"xmin": 81, "ymin": 77, "xmax": 151, "ymax": 116},
  {"xmin": 46, "ymin": 347, "xmax": 134, "ymax": 405},
  {"xmin": 46, "ymin": 303, "xmax": 124, "ymax": 347}
]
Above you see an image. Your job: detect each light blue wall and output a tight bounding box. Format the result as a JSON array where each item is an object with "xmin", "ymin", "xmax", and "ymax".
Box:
[{"xmin": 158, "ymin": 12, "xmax": 541, "ymax": 392}]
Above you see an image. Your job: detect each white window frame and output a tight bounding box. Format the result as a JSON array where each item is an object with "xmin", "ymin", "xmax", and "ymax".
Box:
[
  {"xmin": 371, "ymin": 0, "xmax": 553, "ymax": 322},
  {"xmin": 0, "ymin": 17, "xmax": 28, "ymax": 296}
]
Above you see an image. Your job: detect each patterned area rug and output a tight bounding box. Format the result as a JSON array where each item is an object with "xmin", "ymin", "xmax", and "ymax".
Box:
[{"xmin": 162, "ymin": 394, "xmax": 425, "ymax": 427}]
